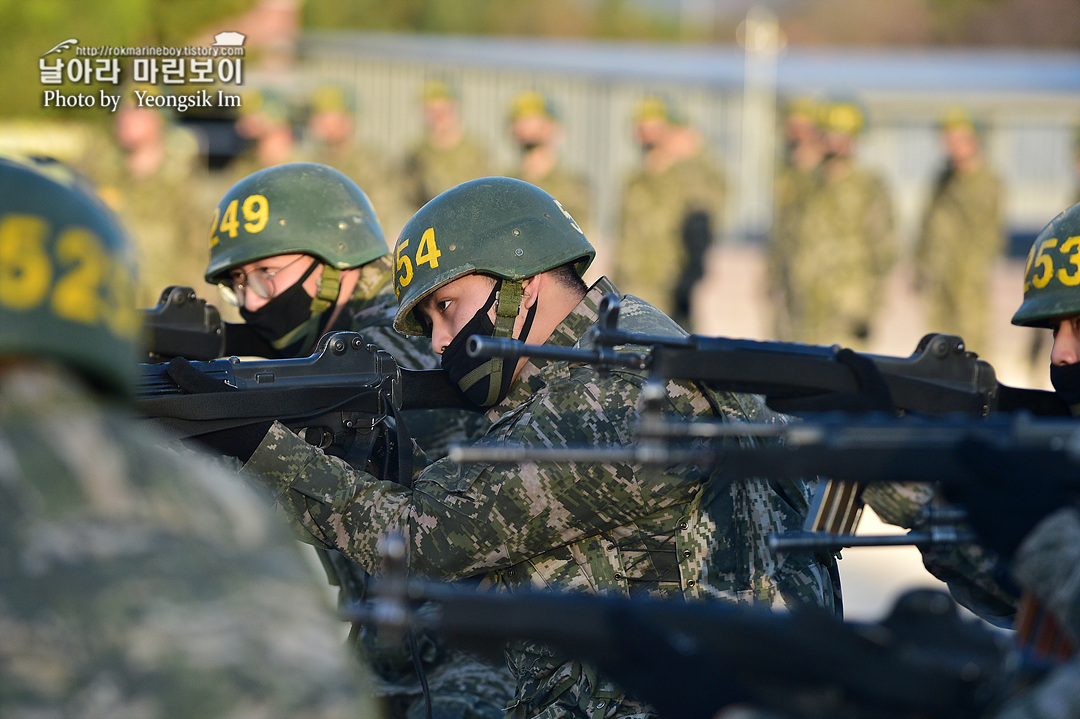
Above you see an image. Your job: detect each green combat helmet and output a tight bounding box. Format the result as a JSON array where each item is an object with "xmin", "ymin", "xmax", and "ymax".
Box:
[
  {"xmin": 1012, "ymin": 202, "xmax": 1080, "ymax": 328},
  {"xmin": 206, "ymin": 162, "xmax": 387, "ymax": 283},
  {"xmin": 0, "ymin": 153, "xmax": 141, "ymax": 396},
  {"xmin": 393, "ymin": 176, "xmax": 594, "ymax": 337}
]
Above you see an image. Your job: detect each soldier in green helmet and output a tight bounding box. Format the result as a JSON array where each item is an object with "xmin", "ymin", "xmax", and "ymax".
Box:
[
  {"xmin": 196, "ymin": 176, "xmax": 839, "ymax": 719},
  {"xmin": 503, "ymin": 90, "xmax": 592, "ymax": 235},
  {"xmin": 0, "ymin": 153, "xmax": 378, "ymax": 718},
  {"xmin": 914, "ymin": 107, "xmax": 1005, "ymax": 356},
  {"xmin": 614, "ymin": 95, "xmax": 725, "ymax": 329},
  {"xmin": 204, "ymin": 161, "xmax": 507, "ymax": 719},
  {"xmin": 787, "ymin": 100, "xmax": 896, "ymax": 349}
]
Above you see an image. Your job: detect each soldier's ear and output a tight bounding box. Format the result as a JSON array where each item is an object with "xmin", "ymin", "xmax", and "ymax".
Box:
[{"xmin": 521, "ymin": 274, "xmax": 541, "ymax": 311}]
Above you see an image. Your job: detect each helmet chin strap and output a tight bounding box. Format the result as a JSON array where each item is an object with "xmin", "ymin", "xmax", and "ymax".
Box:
[{"xmin": 310, "ymin": 265, "xmax": 342, "ymax": 314}]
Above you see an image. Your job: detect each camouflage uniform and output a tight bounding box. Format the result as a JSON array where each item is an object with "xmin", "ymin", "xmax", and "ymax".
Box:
[
  {"xmin": 78, "ymin": 126, "xmax": 209, "ymax": 307},
  {"xmin": 614, "ymin": 153, "xmax": 724, "ymax": 322},
  {"xmin": 991, "ymin": 508, "xmax": 1080, "ymax": 719},
  {"xmin": 914, "ymin": 164, "xmax": 1004, "ymax": 355},
  {"xmin": 768, "ymin": 162, "xmax": 820, "ymax": 341},
  {"xmin": 787, "ymin": 164, "xmax": 896, "ymax": 348},
  {"xmin": 241, "ymin": 277, "xmax": 840, "ymax": 719},
  {"xmin": 0, "ymin": 365, "xmax": 376, "ymax": 718},
  {"xmin": 402, "ymin": 136, "xmax": 491, "ymax": 211},
  {"xmin": 861, "ymin": 483, "xmax": 1019, "ymax": 624}
]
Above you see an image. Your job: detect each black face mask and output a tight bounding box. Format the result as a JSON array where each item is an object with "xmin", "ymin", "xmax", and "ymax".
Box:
[
  {"xmin": 519, "ymin": 141, "xmax": 542, "ymax": 154},
  {"xmin": 240, "ymin": 260, "xmax": 326, "ymax": 358},
  {"xmin": 1051, "ymin": 362, "xmax": 1080, "ymax": 409},
  {"xmin": 441, "ymin": 283, "xmax": 537, "ymax": 410}
]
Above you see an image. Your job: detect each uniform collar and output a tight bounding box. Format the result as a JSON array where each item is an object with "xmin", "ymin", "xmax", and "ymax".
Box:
[{"xmin": 484, "ymin": 276, "xmax": 619, "ymax": 423}]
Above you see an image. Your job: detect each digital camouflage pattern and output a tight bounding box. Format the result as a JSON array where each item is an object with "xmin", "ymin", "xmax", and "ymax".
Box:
[
  {"xmin": 296, "ymin": 253, "xmax": 508, "ymax": 719},
  {"xmin": 991, "ymin": 508, "xmax": 1080, "ymax": 719},
  {"xmin": 787, "ymin": 164, "xmax": 896, "ymax": 348},
  {"xmin": 402, "ymin": 135, "xmax": 491, "ymax": 210},
  {"xmin": 0, "ymin": 366, "xmax": 376, "ymax": 719},
  {"xmin": 861, "ymin": 483, "xmax": 1019, "ymax": 624},
  {"xmin": 241, "ymin": 277, "xmax": 839, "ymax": 719},
  {"xmin": 915, "ymin": 164, "xmax": 1004, "ymax": 354},
  {"xmin": 615, "ymin": 153, "xmax": 724, "ymax": 323}
]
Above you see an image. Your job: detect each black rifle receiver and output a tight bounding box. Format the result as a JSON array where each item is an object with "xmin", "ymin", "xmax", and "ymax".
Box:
[{"xmin": 467, "ymin": 293, "xmax": 1067, "ymax": 418}]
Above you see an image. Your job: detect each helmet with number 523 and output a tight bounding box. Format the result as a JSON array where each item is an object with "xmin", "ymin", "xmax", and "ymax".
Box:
[
  {"xmin": 204, "ymin": 162, "xmax": 388, "ymax": 285},
  {"xmin": 1012, "ymin": 202, "xmax": 1080, "ymax": 328},
  {"xmin": 392, "ymin": 176, "xmax": 595, "ymax": 337},
  {"xmin": 0, "ymin": 153, "xmax": 141, "ymax": 396}
]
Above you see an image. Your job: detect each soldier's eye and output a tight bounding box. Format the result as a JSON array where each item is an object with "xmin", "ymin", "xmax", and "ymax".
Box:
[{"xmin": 436, "ymin": 299, "xmax": 452, "ymax": 313}]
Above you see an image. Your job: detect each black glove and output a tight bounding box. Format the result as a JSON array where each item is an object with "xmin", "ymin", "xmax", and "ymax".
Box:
[
  {"xmin": 941, "ymin": 438, "xmax": 1070, "ymax": 563},
  {"xmin": 167, "ymin": 357, "xmax": 271, "ymax": 462}
]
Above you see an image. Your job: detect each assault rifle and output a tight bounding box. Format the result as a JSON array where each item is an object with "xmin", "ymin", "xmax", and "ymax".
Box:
[
  {"xmin": 141, "ymin": 285, "xmax": 281, "ymax": 361},
  {"xmin": 466, "ymin": 293, "xmax": 1068, "ymax": 537},
  {"xmin": 351, "ymin": 536, "xmax": 1008, "ymax": 719},
  {"xmin": 138, "ymin": 330, "xmax": 470, "ymax": 476},
  {"xmin": 467, "ymin": 293, "xmax": 1066, "ymax": 418}
]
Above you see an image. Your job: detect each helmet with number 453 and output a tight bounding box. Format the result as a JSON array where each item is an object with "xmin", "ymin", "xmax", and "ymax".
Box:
[
  {"xmin": 1012, "ymin": 202, "xmax": 1080, "ymax": 328},
  {"xmin": 392, "ymin": 177, "xmax": 595, "ymax": 336},
  {"xmin": 0, "ymin": 153, "xmax": 141, "ymax": 396},
  {"xmin": 204, "ymin": 162, "xmax": 388, "ymax": 284}
]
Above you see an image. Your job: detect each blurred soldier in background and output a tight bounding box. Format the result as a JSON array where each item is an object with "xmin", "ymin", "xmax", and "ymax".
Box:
[
  {"xmin": 914, "ymin": 108, "xmax": 1004, "ymax": 356},
  {"xmin": 302, "ymin": 83, "xmax": 412, "ymax": 238},
  {"xmin": 76, "ymin": 85, "xmax": 207, "ymax": 308},
  {"xmin": 787, "ymin": 100, "xmax": 896, "ymax": 349},
  {"xmin": 202, "ymin": 162, "xmax": 506, "ymax": 719},
  {"xmin": 229, "ymin": 87, "xmax": 300, "ymax": 178},
  {"xmin": 767, "ymin": 96, "xmax": 824, "ymax": 340},
  {"xmin": 505, "ymin": 90, "xmax": 592, "ymax": 233},
  {"xmin": 401, "ymin": 79, "xmax": 490, "ymax": 210},
  {"xmin": 615, "ymin": 95, "xmax": 725, "ymax": 329},
  {"xmin": 0, "ymin": 153, "xmax": 377, "ymax": 719}
]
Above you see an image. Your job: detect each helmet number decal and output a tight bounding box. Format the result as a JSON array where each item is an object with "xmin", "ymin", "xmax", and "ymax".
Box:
[
  {"xmin": 416, "ymin": 227, "xmax": 442, "ymax": 269},
  {"xmin": 0, "ymin": 214, "xmax": 139, "ymax": 339},
  {"xmin": 219, "ymin": 199, "xmax": 240, "ymax": 238},
  {"xmin": 396, "ymin": 238, "xmax": 414, "ymax": 290},
  {"xmin": 1026, "ymin": 237, "xmax": 1058, "ymax": 292},
  {"xmin": 241, "ymin": 194, "xmax": 269, "ymax": 234},
  {"xmin": 211, "ymin": 194, "xmax": 270, "ymax": 242},
  {"xmin": 0, "ymin": 215, "xmax": 51, "ymax": 308},
  {"xmin": 396, "ymin": 227, "xmax": 442, "ymax": 294},
  {"xmin": 1057, "ymin": 236, "xmax": 1080, "ymax": 287}
]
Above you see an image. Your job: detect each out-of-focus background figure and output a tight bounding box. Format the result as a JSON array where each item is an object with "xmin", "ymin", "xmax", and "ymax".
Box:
[
  {"xmin": 75, "ymin": 86, "xmax": 207, "ymax": 308},
  {"xmin": 505, "ymin": 90, "xmax": 592, "ymax": 234},
  {"xmin": 914, "ymin": 107, "xmax": 1005, "ymax": 356},
  {"xmin": 614, "ymin": 95, "xmax": 725, "ymax": 329},
  {"xmin": 401, "ymin": 79, "xmax": 490, "ymax": 211},
  {"xmin": 768, "ymin": 96, "xmax": 825, "ymax": 340},
  {"xmin": 786, "ymin": 100, "xmax": 896, "ymax": 349},
  {"xmin": 302, "ymin": 83, "xmax": 412, "ymax": 238}
]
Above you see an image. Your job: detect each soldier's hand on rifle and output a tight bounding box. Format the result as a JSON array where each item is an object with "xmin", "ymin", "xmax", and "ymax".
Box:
[{"xmin": 942, "ymin": 438, "xmax": 1070, "ymax": 564}]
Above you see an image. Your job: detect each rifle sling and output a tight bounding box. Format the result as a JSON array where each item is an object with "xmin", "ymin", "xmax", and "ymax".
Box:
[
  {"xmin": 652, "ymin": 347, "xmax": 988, "ymax": 415},
  {"xmin": 139, "ymin": 385, "xmax": 383, "ymax": 438}
]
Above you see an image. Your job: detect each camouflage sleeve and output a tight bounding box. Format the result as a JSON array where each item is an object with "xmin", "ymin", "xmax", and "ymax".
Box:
[
  {"xmin": 865, "ymin": 173, "xmax": 897, "ymax": 279},
  {"xmin": 861, "ymin": 483, "xmax": 1018, "ymax": 623},
  {"xmin": 241, "ymin": 371, "xmax": 704, "ymax": 581},
  {"xmin": 1011, "ymin": 507, "xmax": 1080, "ymax": 641}
]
